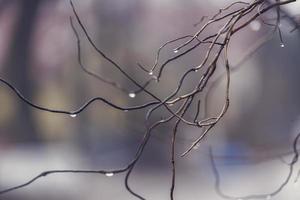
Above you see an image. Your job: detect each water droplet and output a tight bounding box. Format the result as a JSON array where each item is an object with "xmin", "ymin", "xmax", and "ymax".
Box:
[
  {"xmin": 280, "ymin": 43, "xmax": 285, "ymax": 48},
  {"xmin": 250, "ymin": 20, "xmax": 261, "ymax": 31},
  {"xmin": 148, "ymin": 71, "xmax": 153, "ymax": 76},
  {"xmin": 266, "ymin": 195, "xmax": 271, "ymax": 200},
  {"xmin": 152, "ymin": 75, "xmax": 158, "ymax": 81},
  {"xmin": 193, "ymin": 143, "xmax": 200, "ymax": 150},
  {"xmin": 168, "ymin": 103, "xmax": 174, "ymax": 107},
  {"xmin": 173, "ymin": 49, "xmax": 178, "ymax": 53},
  {"xmin": 70, "ymin": 114, "xmax": 77, "ymax": 118},
  {"xmin": 105, "ymin": 172, "xmax": 114, "ymax": 177},
  {"xmin": 124, "ymin": 109, "xmax": 129, "ymax": 112},
  {"xmin": 128, "ymin": 92, "xmax": 136, "ymax": 98}
]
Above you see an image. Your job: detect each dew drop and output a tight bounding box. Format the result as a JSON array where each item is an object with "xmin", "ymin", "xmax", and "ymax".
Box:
[
  {"xmin": 105, "ymin": 172, "xmax": 114, "ymax": 177},
  {"xmin": 249, "ymin": 20, "xmax": 261, "ymax": 31},
  {"xmin": 124, "ymin": 109, "xmax": 129, "ymax": 112},
  {"xmin": 173, "ymin": 49, "xmax": 179, "ymax": 53},
  {"xmin": 280, "ymin": 43, "xmax": 285, "ymax": 48},
  {"xmin": 152, "ymin": 75, "xmax": 158, "ymax": 81},
  {"xmin": 266, "ymin": 195, "xmax": 272, "ymax": 200},
  {"xmin": 128, "ymin": 92, "xmax": 136, "ymax": 98},
  {"xmin": 148, "ymin": 71, "xmax": 153, "ymax": 76},
  {"xmin": 70, "ymin": 114, "xmax": 77, "ymax": 118},
  {"xmin": 193, "ymin": 143, "xmax": 200, "ymax": 150}
]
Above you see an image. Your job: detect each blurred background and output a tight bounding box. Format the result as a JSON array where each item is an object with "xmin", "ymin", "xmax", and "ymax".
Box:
[{"xmin": 0, "ymin": 0, "xmax": 300, "ymax": 199}]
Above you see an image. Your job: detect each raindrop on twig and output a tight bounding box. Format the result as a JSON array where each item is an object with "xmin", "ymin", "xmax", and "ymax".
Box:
[
  {"xmin": 105, "ymin": 172, "xmax": 114, "ymax": 177},
  {"xmin": 128, "ymin": 92, "xmax": 136, "ymax": 98},
  {"xmin": 70, "ymin": 114, "xmax": 77, "ymax": 118}
]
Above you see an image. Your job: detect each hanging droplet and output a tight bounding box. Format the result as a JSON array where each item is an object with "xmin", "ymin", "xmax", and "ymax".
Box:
[
  {"xmin": 70, "ymin": 114, "xmax": 77, "ymax": 118},
  {"xmin": 152, "ymin": 75, "xmax": 158, "ymax": 81},
  {"xmin": 280, "ymin": 43, "xmax": 285, "ymax": 48},
  {"xmin": 249, "ymin": 20, "xmax": 261, "ymax": 31},
  {"xmin": 266, "ymin": 195, "xmax": 272, "ymax": 200},
  {"xmin": 124, "ymin": 109, "xmax": 129, "ymax": 112},
  {"xmin": 168, "ymin": 103, "xmax": 174, "ymax": 107},
  {"xmin": 193, "ymin": 143, "xmax": 200, "ymax": 150},
  {"xmin": 173, "ymin": 49, "xmax": 179, "ymax": 53},
  {"xmin": 128, "ymin": 92, "xmax": 136, "ymax": 98},
  {"xmin": 149, "ymin": 71, "xmax": 153, "ymax": 76},
  {"xmin": 105, "ymin": 172, "xmax": 114, "ymax": 177}
]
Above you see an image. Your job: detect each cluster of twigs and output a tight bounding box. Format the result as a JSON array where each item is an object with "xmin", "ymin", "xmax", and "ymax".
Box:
[
  {"xmin": 210, "ymin": 132, "xmax": 300, "ymax": 200},
  {"xmin": 0, "ymin": 0, "xmax": 299, "ymax": 199}
]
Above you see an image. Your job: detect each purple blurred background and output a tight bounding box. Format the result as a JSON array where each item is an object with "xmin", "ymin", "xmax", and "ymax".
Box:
[{"xmin": 0, "ymin": 0, "xmax": 300, "ymax": 199}]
